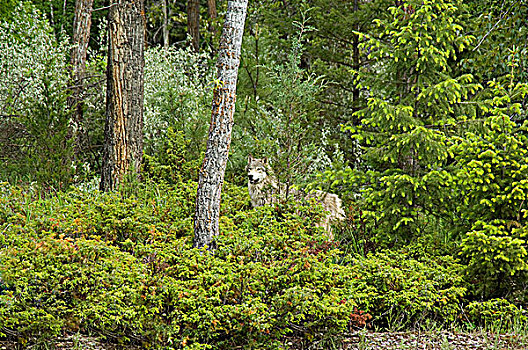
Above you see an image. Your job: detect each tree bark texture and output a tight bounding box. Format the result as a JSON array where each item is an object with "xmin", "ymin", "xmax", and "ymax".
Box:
[
  {"xmin": 187, "ymin": 0, "xmax": 200, "ymax": 51},
  {"xmin": 162, "ymin": 0, "xmax": 169, "ymax": 47},
  {"xmin": 193, "ymin": 0, "xmax": 248, "ymax": 249},
  {"xmin": 69, "ymin": 0, "xmax": 93, "ymax": 155},
  {"xmin": 207, "ymin": 0, "xmax": 218, "ymax": 37},
  {"xmin": 101, "ymin": 0, "xmax": 145, "ymax": 192},
  {"xmin": 352, "ymin": 0, "xmax": 360, "ymax": 109}
]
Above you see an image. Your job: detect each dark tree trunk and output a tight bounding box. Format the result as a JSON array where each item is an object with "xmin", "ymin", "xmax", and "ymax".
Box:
[
  {"xmin": 207, "ymin": 0, "xmax": 218, "ymax": 37},
  {"xmin": 162, "ymin": 0, "xmax": 169, "ymax": 47},
  {"xmin": 69, "ymin": 0, "xmax": 93, "ymax": 155},
  {"xmin": 100, "ymin": 0, "xmax": 145, "ymax": 192},
  {"xmin": 187, "ymin": 0, "xmax": 200, "ymax": 51},
  {"xmin": 193, "ymin": 0, "xmax": 248, "ymax": 249},
  {"xmin": 352, "ymin": 0, "xmax": 360, "ymax": 111}
]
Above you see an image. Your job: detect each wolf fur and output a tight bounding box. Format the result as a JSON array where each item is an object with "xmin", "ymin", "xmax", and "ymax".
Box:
[{"xmin": 247, "ymin": 155, "xmax": 346, "ymax": 236}]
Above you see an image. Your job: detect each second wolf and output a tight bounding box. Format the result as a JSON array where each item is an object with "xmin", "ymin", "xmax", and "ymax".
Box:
[{"xmin": 247, "ymin": 155, "xmax": 345, "ymax": 235}]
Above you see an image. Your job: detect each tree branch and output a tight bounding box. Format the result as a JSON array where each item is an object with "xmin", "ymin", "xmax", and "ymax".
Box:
[{"xmin": 472, "ymin": 0, "xmax": 520, "ymax": 52}]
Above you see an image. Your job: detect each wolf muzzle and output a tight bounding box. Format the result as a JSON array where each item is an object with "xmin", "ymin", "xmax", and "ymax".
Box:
[{"xmin": 248, "ymin": 174, "xmax": 259, "ymax": 184}]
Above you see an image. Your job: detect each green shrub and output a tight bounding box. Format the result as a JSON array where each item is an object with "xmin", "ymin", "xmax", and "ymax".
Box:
[
  {"xmin": 0, "ymin": 181, "xmax": 507, "ymax": 348},
  {"xmin": 338, "ymin": 0, "xmax": 479, "ymax": 246},
  {"xmin": 0, "ymin": 186, "xmax": 355, "ymax": 347},
  {"xmin": 460, "ymin": 221, "xmax": 528, "ymax": 299},
  {"xmin": 0, "ymin": 235, "xmax": 146, "ymax": 343},
  {"xmin": 0, "ymin": 178, "xmax": 248, "ymax": 247},
  {"xmin": 0, "ymin": 4, "xmax": 74, "ymax": 186},
  {"xmin": 466, "ymin": 298, "xmax": 528, "ymax": 331},
  {"xmin": 450, "ymin": 94, "xmax": 528, "ymax": 228},
  {"xmin": 143, "ymin": 46, "xmax": 213, "ymax": 163},
  {"xmin": 20, "ymin": 68, "xmax": 74, "ymax": 188},
  {"xmin": 346, "ymin": 251, "xmax": 468, "ymax": 330},
  {"xmin": 130, "ymin": 204, "xmax": 363, "ymax": 348},
  {"xmin": 230, "ymin": 21, "xmax": 338, "ymax": 187},
  {"xmin": 143, "ymin": 128, "xmax": 203, "ymax": 183}
]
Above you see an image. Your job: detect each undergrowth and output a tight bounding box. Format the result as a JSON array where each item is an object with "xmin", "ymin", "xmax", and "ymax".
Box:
[{"xmin": 0, "ymin": 180, "xmax": 526, "ymax": 349}]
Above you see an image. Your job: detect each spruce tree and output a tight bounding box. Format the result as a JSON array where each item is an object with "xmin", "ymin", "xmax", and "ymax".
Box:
[{"xmin": 347, "ymin": 0, "xmax": 480, "ymax": 245}]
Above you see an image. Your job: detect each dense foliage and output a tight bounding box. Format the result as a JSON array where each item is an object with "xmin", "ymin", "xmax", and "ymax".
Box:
[
  {"xmin": 1, "ymin": 0, "xmax": 528, "ymax": 348},
  {"xmin": 342, "ymin": 0, "xmax": 480, "ymax": 245},
  {"xmin": 0, "ymin": 180, "xmax": 474, "ymax": 348}
]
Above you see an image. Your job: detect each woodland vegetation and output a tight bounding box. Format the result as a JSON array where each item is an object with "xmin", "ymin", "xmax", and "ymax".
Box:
[{"xmin": 0, "ymin": 0, "xmax": 527, "ymax": 349}]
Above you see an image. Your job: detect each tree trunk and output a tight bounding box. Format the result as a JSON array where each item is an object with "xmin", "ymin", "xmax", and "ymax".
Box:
[
  {"xmin": 187, "ymin": 0, "xmax": 200, "ymax": 51},
  {"xmin": 193, "ymin": 0, "xmax": 248, "ymax": 249},
  {"xmin": 101, "ymin": 0, "xmax": 145, "ymax": 192},
  {"xmin": 162, "ymin": 0, "xmax": 169, "ymax": 47},
  {"xmin": 207, "ymin": 0, "xmax": 217, "ymax": 37},
  {"xmin": 69, "ymin": 0, "xmax": 94, "ymax": 155},
  {"xmin": 352, "ymin": 0, "xmax": 360, "ymax": 111},
  {"xmin": 61, "ymin": 0, "xmax": 68, "ymax": 33}
]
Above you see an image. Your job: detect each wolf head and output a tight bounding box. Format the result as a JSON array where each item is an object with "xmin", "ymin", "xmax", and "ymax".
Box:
[{"xmin": 247, "ymin": 155, "xmax": 269, "ymax": 185}]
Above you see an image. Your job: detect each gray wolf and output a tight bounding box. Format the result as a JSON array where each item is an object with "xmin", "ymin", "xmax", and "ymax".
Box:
[{"xmin": 247, "ymin": 155, "xmax": 345, "ymax": 236}]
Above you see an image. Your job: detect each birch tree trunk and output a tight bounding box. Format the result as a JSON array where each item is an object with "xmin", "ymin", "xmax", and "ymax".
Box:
[
  {"xmin": 69, "ymin": 0, "xmax": 93, "ymax": 155},
  {"xmin": 100, "ymin": 0, "xmax": 145, "ymax": 192},
  {"xmin": 193, "ymin": 0, "xmax": 248, "ymax": 249}
]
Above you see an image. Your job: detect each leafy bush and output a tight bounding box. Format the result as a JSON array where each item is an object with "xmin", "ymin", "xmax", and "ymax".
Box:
[
  {"xmin": 143, "ymin": 127, "xmax": 203, "ymax": 183},
  {"xmin": 0, "ymin": 3, "xmax": 74, "ymax": 186},
  {"xmin": 230, "ymin": 20, "xmax": 342, "ymax": 187},
  {"xmin": 20, "ymin": 66, "xmax": 74, "ymax": 188},
  {"xmin": 0, "ymin": 3, "xmax": 69, "ymax": 115},
  {"xmin": 143, "ymin": 46, "xmax": 214, "ymax": 162}
]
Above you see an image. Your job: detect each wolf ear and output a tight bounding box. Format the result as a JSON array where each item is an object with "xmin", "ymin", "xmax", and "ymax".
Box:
[
  {"xmin": 263, "ymin": 157, "xmax": 268, "ymax": 164},
  {"xmin": 248, "ymin": 154, "xmax": 253, "ymax": 162}
]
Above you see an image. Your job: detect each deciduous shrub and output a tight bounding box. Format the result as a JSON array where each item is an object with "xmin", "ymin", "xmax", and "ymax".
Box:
[
  {"xmin": 0, "ymin": 4, "xmax": 74, "ymax": 186},
  {"xmin": 143, "ymin": 127, "xmax": 202, "ymax": 183},
  {"xmin": 143, "ymin": 46, "xmax": 214, "ymax": 162}
]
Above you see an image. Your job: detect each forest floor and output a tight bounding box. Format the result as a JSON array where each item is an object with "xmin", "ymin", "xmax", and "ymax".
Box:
[
  {"xmin": 1, "ymin": 331, "xmax": 527, "ymax": 349},
  {"xmin": 330, "ymin": 330, "xmax": 528, "ymax": 349}
]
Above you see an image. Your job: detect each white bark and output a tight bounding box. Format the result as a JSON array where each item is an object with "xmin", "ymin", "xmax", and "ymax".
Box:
[{"xmin": 193, "ymin": 0, "xmax": 248, "ymax": 249}]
